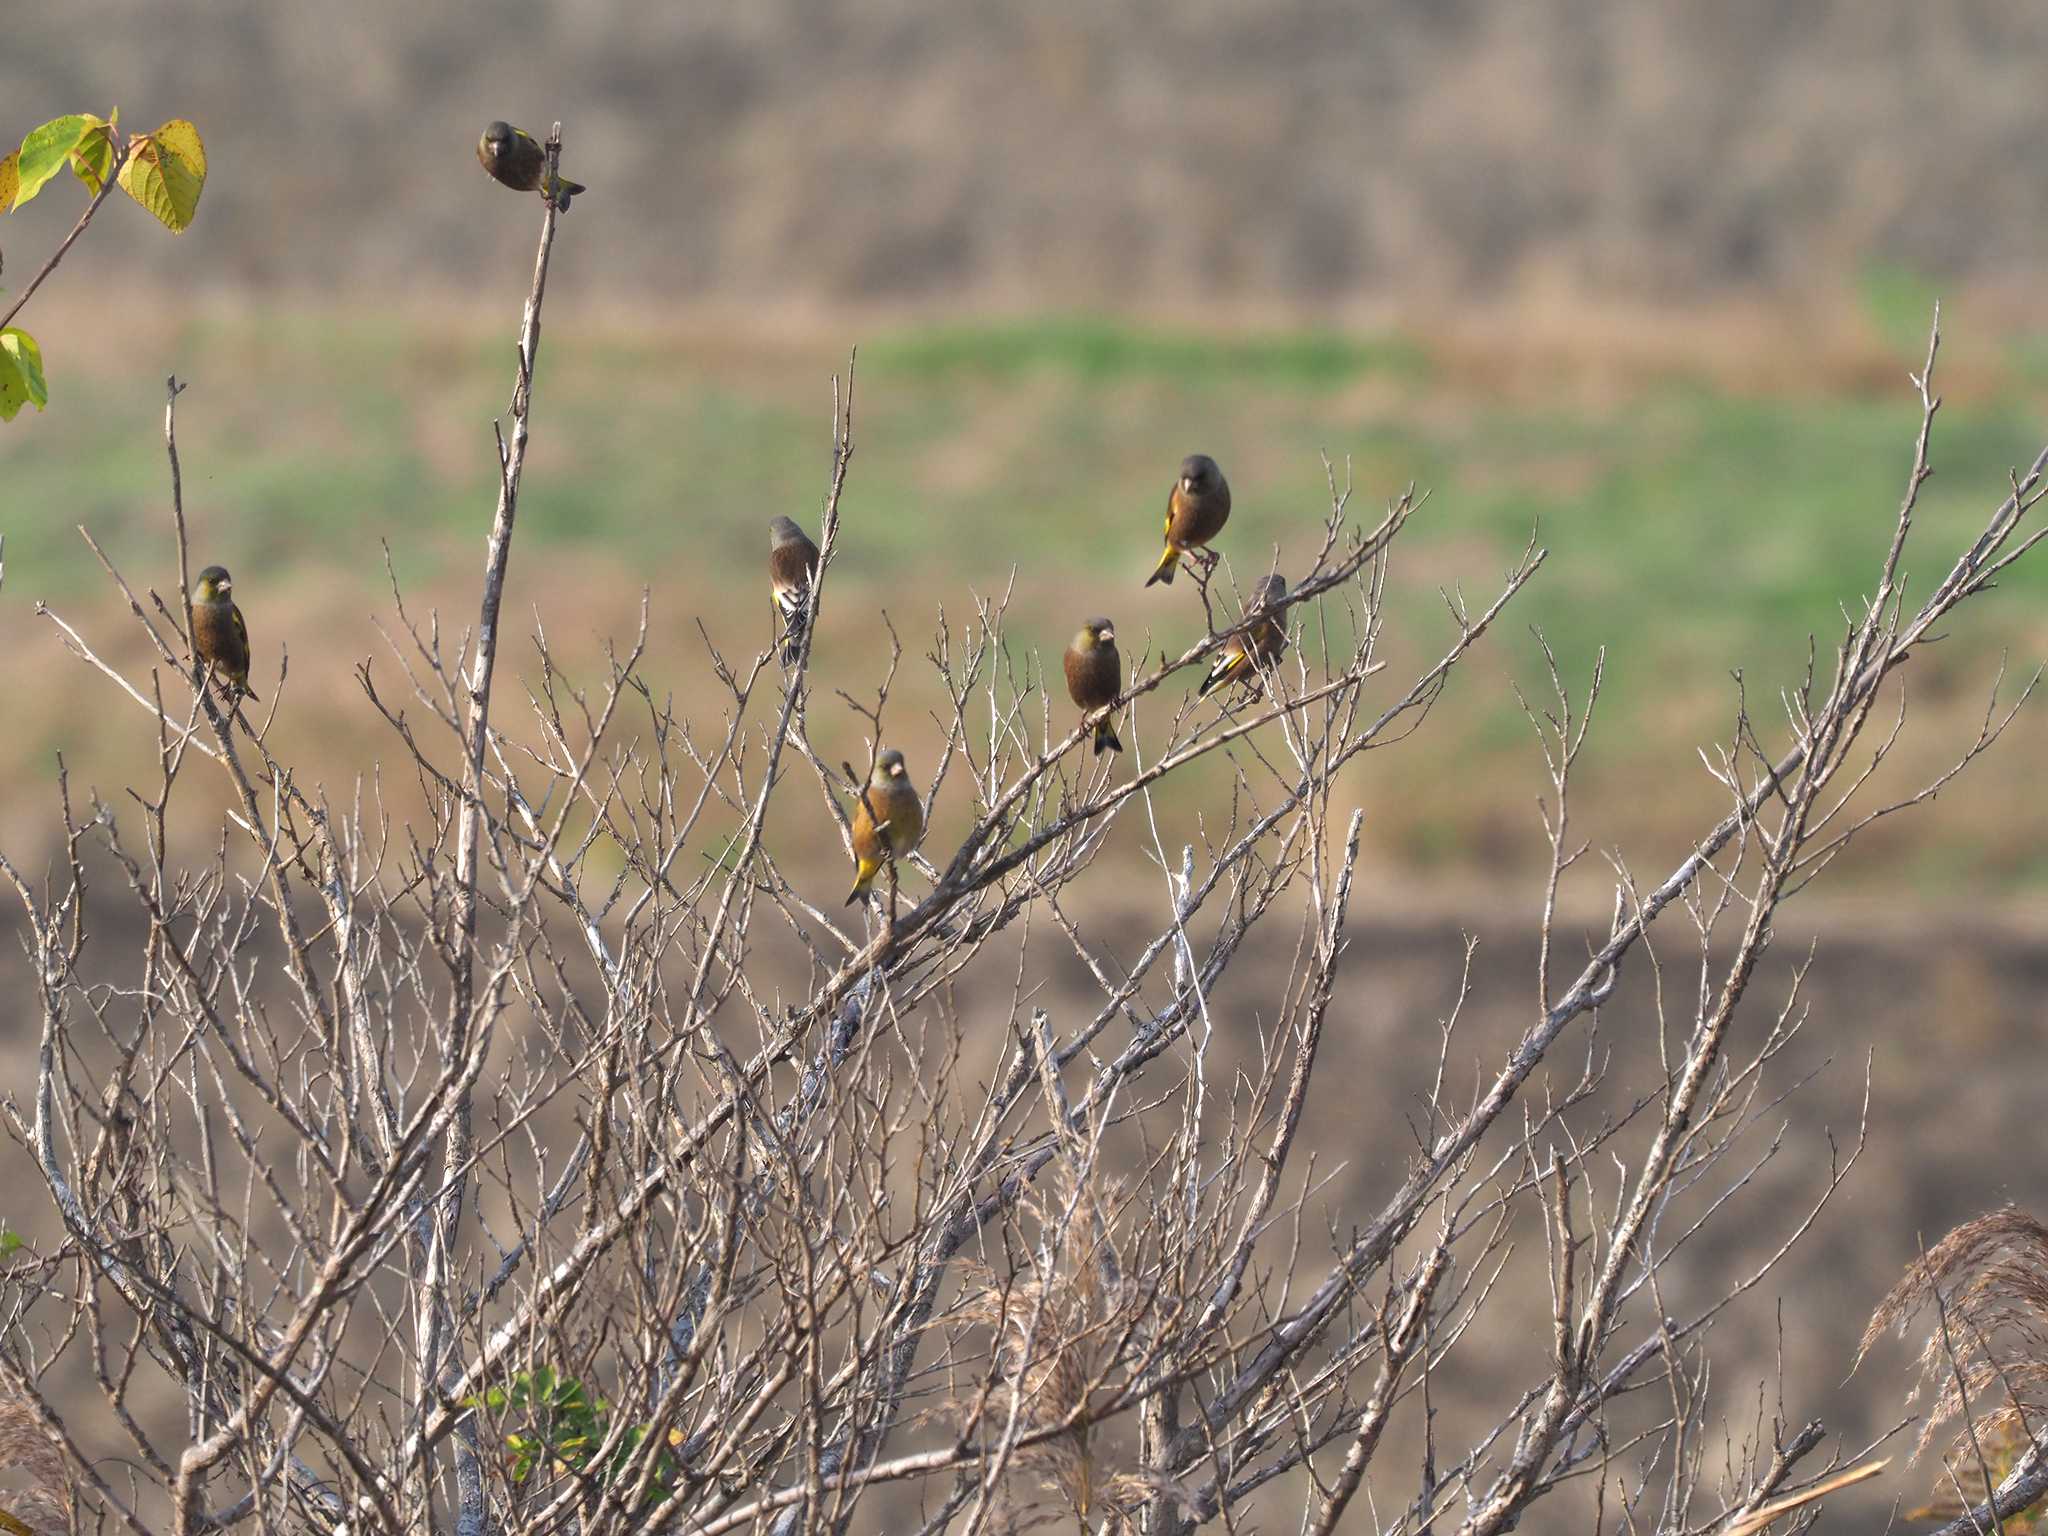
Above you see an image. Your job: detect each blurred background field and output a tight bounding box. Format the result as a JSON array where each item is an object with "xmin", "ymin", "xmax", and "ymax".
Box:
[
  {"xmin": 6, "ymin": 291, "xmax": 2048, "ymax": 903},
  {"xmin": 8, "ymin": 3, "xmax": 2048, "ymax": 1528},
  {"xmin": 9, "ymin": 0, "xmax": 2048, "ymax": 899}
]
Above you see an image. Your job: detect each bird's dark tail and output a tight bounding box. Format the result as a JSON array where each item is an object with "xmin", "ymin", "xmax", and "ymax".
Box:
[
  {"xmin": 780, "ymin": 608, "xmax": 810, "ymax": 667},
  {"xmin": 1144, "ymin": 546, "xmax": 1179, "ymax": 587},
  {"xmin": 1093, "ymin": 719, "xmax": 1123, "ymax": 755},
  {"xmin": 1196, "ymin": 661, "xmax": 1232, "ymax": 699}
]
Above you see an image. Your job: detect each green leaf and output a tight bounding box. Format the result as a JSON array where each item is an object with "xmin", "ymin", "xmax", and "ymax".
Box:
[
  {"xmin": 12, "ymin": 115, "xmax": 94, "ymax": 211},
  {"xmin": 0, "ymin": 151, "xmax": 17, "ymax": 213},
  {"xmin": 0, "ymin": 328, "xmax": 48, "ymax": 421},
  {"xmin": 70, "ymin": 117, "xmax": 116, "ymax": 195},
  {"xmin": 119, "ymin": 118, "xmax": 204, "ymax": 231}
]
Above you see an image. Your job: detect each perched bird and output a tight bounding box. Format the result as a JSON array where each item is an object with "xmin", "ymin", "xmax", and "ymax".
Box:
[
  {"xmin": 477, "ymin": 121, "xmax": 586, "ymax": 211},
  {"xmin": 1063, "ymin": 618, "xmax": 1124, "ymax": 755},
  {"xmin": 769, "ymin": 516, "xmax": 822, "ymax": 666},
  {"xmin": 1198, "ymin": 574, "xmax": 1289, "ymax": 698},
  {"xmin": 846, "ymin": 749, "xmax": 925, "ymax": 906},
  {"xmin": 1144, "ymin": 453, "xmax": 1231, "ymax": 587},
  {"xmin": 190, "ymin": 564, "xmax": 258, "ymax": 702}
]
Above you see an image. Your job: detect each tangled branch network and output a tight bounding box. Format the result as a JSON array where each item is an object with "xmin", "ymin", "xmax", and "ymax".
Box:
[{"xmin": 0, "ymin": 131, "xmax": 2043, "ymax": 1536}]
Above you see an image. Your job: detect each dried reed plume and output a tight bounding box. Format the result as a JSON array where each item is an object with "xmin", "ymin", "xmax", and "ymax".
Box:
[
  {"xmin": 951, "ymin": 1163, "xmax": 1152, "ymax": 1532},
  {"xmin": 0, "ymin": 1390, "xmax": 73, "ymax": 1536},
  {"xmin": 1861, "ymin": 1205, "xmax": 2048, "ymax": 1527}
]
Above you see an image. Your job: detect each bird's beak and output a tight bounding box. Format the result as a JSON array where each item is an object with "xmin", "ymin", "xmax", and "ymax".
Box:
[
  {"xmin": 1099, "ymin": 627, "xmax": 1115, "ymax": 643},
  {"xmin": 1180, "ymin": 476, "xmax": 1195, "ymax": 492}
]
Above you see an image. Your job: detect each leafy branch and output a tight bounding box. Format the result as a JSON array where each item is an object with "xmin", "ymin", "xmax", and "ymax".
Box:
[
  {"xmin": 0, "ymin": 108, "xmax": 208, "ymax": 421},
  {"xmin": 465, "ymin": 1366, "xmax": 682, "ymax": 1509}
]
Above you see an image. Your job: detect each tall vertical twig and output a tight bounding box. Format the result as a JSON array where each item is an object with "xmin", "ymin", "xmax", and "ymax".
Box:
[
  {"xmin": 451, "ymin": 120, "xmax": 564, "ymax": 1070},
  {"xmin": 433, "ymin": 119, "xmax": 567, "ymax": 1536}
]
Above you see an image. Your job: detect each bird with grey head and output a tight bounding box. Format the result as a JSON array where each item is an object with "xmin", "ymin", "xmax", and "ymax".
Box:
[
  {"xmin": 768, "ymin": 516, "xmax": 822, "ymax": 666},
  {"xmin": 477, "ymin": 120, "xmax": 587, "ymax": 210},
  {"xmin": 1198, "ymin": 573, "xmax": 1289, "ymax": 698},
  {"xmin": 1145, "ymin": 453, "xmax": 1232, "ymax": 587},
  {"xmin": 845, "ymin": 749, "xmax": 925, "ymax": 906},
  {"xmin": 190, "ymin": 564, "xmax": 258, "ymax": 703},
  {"xmin": 1064, "ymin": 617, "xmax": 1124, "ymax": 755}
]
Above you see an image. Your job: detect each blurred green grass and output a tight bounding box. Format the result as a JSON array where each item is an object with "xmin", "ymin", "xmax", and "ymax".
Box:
[
  {"xmin": 4, "ymin": 304, "xmax": 2046, "ymax": 893},
  {"xmin": 863, "ymin": 317, "xmax": 1429, "ymax": 387}
]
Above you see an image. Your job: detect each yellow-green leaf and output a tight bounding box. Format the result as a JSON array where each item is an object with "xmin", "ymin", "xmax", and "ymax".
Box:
[
  {"xmin": 70, "ymin": 118, "xmax": 116, "ymax": 195},
  {"xmin": 0, "ymin": 328, "xmax": 48, "ymax": 421},
  {"xmin": 12, "ymin": 115, "xmax": 94, "ymax": 211},
  {"xmin": 118, "ymin": 119, "xmax": 205, "ymax": 232},
  {"xmin": 0, "ymin": 151, "xmax": 17, "ymax": 214}
]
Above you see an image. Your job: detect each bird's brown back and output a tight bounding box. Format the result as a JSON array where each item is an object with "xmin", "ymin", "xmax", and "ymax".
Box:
[
  {"xmin": 770, "ymin": 535, "xmax": 820, "ymax": 593},
  {"xmin": 1246, "ymin": 578, "xmax": 1288, "ymax": 663},
  {"xmin": 1247, "ymin": 611, "xmax": 1287, "ymax": 664}
]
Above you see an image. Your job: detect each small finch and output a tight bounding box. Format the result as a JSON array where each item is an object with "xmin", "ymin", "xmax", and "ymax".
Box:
[
  {"xmin": 845, "ymin": 749, "xmax": 925, "ymax": 907},
  {"xmin": 1063, "ymin": 618, "xmax": 1124, "ymax": 755},
  {"xmin": 190, "ymin": 564, "xmax": 258, "ymax": 702},
  {"xmin": 1198, "ymin": 574, "xmax": 1289, "ymax": 698},
  {"xmin": 1144, "ymin": 453, "xmax": 1231, "ymax": 587},
  {"xmin": 768, "ymin": 515, "xmax": 822, "ymax": 666},
  {"xmin": 477, "ymin": 121, "xmax": 586, "ymax": 211}
]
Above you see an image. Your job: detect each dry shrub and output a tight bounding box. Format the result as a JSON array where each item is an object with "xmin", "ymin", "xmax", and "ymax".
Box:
[{"xmin": 1, "ymin": 195, "xmax": 2043, "ymax": 1535}]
